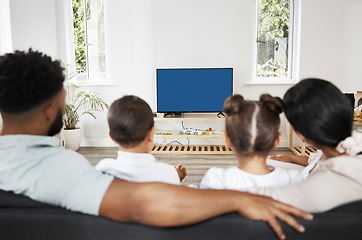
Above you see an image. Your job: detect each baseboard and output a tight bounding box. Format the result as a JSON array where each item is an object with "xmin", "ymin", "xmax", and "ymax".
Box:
[{"xmin": 81, "ymin": 137, "xmax": 117, "ymax": 147}]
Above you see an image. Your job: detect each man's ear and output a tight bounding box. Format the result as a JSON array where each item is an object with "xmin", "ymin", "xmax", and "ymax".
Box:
[
  {"xmin": 274, "ymin": 132, "xmax": 282, "ymax": 148},
  {"xmin": 43, "ymin": 102, "xmax": 57, "ymax": 123},
  {"xmin": 224, "ymin": 131, "xmax": 233, "ymax": 149}
]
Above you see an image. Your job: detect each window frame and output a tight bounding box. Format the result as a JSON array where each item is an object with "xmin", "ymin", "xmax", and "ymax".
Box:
[
  {"xmin": 250, "ymin": 0, "xmax": 300, "ymax": 85},
  {"xmin": 65, "ymin": 0, "xmax": 112, "ymax": 86}
]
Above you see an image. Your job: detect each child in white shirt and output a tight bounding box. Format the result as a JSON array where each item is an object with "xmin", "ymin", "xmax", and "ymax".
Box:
[
  {"xmin": 95, "ymin": 95, "xmax": 186, "ymax": 185},
  {"xmin": 200, "ymin": 94, "xmax": 318, "ymax": 191}
]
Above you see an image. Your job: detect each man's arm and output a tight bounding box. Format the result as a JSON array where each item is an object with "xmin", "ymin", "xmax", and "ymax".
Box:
[{"xmin": 99, "ymin": 178, "xmax": 313, "ymax": 240}]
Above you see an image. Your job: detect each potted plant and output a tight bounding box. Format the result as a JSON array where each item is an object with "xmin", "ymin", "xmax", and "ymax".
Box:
[{"xmin": 61, "ymin": 82, "xmax": 108, "ymax": 150}]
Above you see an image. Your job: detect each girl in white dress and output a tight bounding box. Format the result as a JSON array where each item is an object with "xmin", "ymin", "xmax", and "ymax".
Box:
[{"xmin": 200, "ymin": 94, "xmax": 318, "ymax": 191}]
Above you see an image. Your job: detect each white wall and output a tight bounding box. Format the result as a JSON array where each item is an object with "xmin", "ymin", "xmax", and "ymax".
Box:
[
  {"xmin": 342, "ymin": 0, "xmax": 362, "ymax": 92},
  {"xmin": 6, "ymin": 0, "xmax": 362, "ymax": 147},
  {"xmin": 0, "ymin": 0, "xmax": 13, "ymax": 55},
  {"xmin": 299, "ymin": 0, "xmax": 362, "ymax": 92},
  {"xmin": 9, "ymin": 0, "xmax": 58, "ymax": 58}
]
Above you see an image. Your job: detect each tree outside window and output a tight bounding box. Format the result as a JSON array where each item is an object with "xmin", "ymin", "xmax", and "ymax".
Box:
[
  {"xmin": 256, "ymin": 0, "xmax": 294, "ymax": 79},
  {"xmin": 72, "ymin": 0, "xmax": 107, "ymax": 81}
]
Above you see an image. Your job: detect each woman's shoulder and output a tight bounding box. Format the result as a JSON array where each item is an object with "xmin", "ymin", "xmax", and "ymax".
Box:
[
  {"xmin": 317, "ymin": 154, "xmax": 362, "ymax": 182},
  {"xmin": 326, "ymin": 154, "xmax": 362, "ymax": 164}
]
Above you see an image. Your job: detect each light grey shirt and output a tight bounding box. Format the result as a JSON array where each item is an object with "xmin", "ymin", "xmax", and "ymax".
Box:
[{"xmin": 0, "ymin": 135, "xmax": 114, "ymax": 215}]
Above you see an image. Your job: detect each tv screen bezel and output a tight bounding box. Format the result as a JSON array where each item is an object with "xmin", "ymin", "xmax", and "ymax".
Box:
[{"xmin": 156, "ymin": 68, "xmax": 233, "ymax": 113}]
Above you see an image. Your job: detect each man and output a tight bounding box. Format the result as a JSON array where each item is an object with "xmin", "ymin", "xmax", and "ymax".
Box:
[{"xmin": 0, "ymin": 49, "xmax": 312, "ymax": 240}]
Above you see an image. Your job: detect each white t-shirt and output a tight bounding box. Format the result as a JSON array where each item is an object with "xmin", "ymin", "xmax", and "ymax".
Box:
[
  {"xmin": 200, "ymin": 152, "xmax": 322, "ymax": 191},
  {"xmin": 96, "ymin": 150, "xmax": 181, "ymax": 185},
  {"xmin": 0, "ymin": 135, "xmax": 114, "ymax": 216},
  {"xmin": 200, "ymin": 166, "xmax": 306, "ymax": 191}
]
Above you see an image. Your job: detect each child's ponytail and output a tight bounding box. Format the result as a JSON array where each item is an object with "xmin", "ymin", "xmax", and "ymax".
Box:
[
  {"xmin": 259, "ymin": 94, "xmax": 283, "ymax": 115},
  {"xmin": 223, "ymin": 94, "xmax": 282, "ymax": 157},
  {"xmin": 223, "ymin": 94, "xmax": 245, "ymax": 116}
]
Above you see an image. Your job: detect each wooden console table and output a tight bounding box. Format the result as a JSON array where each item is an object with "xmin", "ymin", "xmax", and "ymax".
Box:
[{"xmin": 151, "ymin": 117, "xmax": 233, "ymax": 155}]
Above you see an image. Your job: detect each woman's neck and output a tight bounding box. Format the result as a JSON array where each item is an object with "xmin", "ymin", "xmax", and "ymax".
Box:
[
  {"xmin": 318, "ymin": 146, "xmax": 345, "ymax": 160},
  {"xmin": 237, "ymin": 154, "xmax": 271, "ymax": 175}
]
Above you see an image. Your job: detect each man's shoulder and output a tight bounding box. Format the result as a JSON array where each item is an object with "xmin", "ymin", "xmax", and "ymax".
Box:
[{"xmin": 42, "ymin": 147, "xmax": 92, "ymax": 170}]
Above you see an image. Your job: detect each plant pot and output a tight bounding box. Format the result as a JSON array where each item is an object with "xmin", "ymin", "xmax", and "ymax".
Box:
[{"xmin": 61, "ymin": 128, "xmax": 82, "ymax": 151}]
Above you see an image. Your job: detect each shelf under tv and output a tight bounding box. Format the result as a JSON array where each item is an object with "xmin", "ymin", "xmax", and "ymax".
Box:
[
  {"xmin": 151, "ymin": 144, "xmax": 233, "ymax": 155},
  {"xmin": 152, "ymin": 117, "xmax": 232, "ymax": 154}
]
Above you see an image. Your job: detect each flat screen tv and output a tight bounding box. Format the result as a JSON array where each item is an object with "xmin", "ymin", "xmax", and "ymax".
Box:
[{"xmin": 156, "ymin": 68, "xmax": 233, "ymax": 113}]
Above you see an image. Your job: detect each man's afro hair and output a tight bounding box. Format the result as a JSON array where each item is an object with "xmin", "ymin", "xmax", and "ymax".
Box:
[{"xmin": 0, "ymin": 49, "xmax": 64, "ymax": 113}]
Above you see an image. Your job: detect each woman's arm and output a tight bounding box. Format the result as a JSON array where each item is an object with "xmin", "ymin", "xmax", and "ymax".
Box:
[
  {"xmin": 99, "ymin": 178, "xmax": 313, "ymax": 240},
  {"xmin": 269, "ymin": 155, "xmax": 309, "ymax": 166}
]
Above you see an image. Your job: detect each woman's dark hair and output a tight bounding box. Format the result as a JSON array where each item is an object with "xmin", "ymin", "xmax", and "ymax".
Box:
[
  {"xmin": 224, "ymin": 94, "xmax": 283, "ymax": 157},
  {"xmin": 283, "ymin": 78, "xmax": 353, "ymax": 148},
  {"xmin": 0, "ymin": 49, "xmax": 65, "ymax": 113},
  {"xmin": 108, "ymin": 95, "xmax": 154, "ymax": 148}
]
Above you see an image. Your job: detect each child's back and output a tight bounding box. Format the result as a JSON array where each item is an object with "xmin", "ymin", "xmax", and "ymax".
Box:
[
  {"xmin": 95, "ymin": 95, "xmax": 186, "ymax": 185},
  {"xmin": 200, "ymin": 165, "xmax": 305, "ymax": 191},
  {"xmin": 96, "ymin": 151, "xmax": 181, "ymax": 185}
]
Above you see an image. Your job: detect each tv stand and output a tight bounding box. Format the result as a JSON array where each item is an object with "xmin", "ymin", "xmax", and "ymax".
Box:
[
  {"xmin": 152, "ymin": 117, "xmax": 233, "ymax": 155},
  {"xmin": 217, "ymin": 112, "xmax": 225, "ymax": 118}
]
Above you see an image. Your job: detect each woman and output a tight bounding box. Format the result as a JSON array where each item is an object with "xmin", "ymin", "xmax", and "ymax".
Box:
[{"xmin": 254, "ymin": 78, "xmax": 362, "ymax": 212}]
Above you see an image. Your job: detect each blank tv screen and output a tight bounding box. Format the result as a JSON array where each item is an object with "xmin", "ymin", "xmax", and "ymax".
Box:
[{"xmin": 157, "ymin": 68, "xmax": 233, "ymax": 113}]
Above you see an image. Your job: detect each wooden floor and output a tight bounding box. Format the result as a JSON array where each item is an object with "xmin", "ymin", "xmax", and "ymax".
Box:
[{"xmin": 78, "ymin": 147, "xmax": 294, "ymax": 186}]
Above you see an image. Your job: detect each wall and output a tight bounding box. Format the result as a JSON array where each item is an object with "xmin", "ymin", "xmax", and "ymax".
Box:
[
  {"xmin": 342, "ymin": 0, "xmax": 362, "ymax": 92},
  {"xmin": 299, "ymin": 0, "xmax": 362, "ymax": 92},
  {"xmin": 0, "ymin": 0, "xmax": 13, "ymax": 55},
  {"xmin": 6, "ymin": 0, "xmax": 362, "ymax": 147},
  {"xmin": 9, "ymin": 0, "xmax": 58, "ymax": 58}
]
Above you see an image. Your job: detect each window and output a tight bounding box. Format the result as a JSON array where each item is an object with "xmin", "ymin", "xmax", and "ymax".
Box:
[
  {"xmin": 254, "ymin": 0, "xmax": 297, "ymax": 82},
  {"xmin": 72, "ymin": 0, "xmax": 108, "ymax": 81}
]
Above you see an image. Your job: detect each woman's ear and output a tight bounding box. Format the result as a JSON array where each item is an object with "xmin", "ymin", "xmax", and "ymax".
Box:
[
  {"xmin": 224, "ymin": 131, "xmax": 233, "ymax": 149},
  {"xmin": 274, "ymin": 132, "xmax": 282, "ymax": 148}
]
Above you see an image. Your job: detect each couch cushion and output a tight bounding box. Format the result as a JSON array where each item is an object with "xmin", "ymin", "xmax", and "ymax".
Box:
[
  {"xmin": 0, "ymin": 190, "xmax": 51, "ymax": 208},
  {"xmin": 1, "ymin": 190, "xmax": 362, "ymax": 239}
]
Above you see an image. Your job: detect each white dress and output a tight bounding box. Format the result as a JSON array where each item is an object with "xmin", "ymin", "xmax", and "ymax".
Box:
[{"xmin": 200, "ymin": 151, "xmax": 321, "ymax": 192}]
